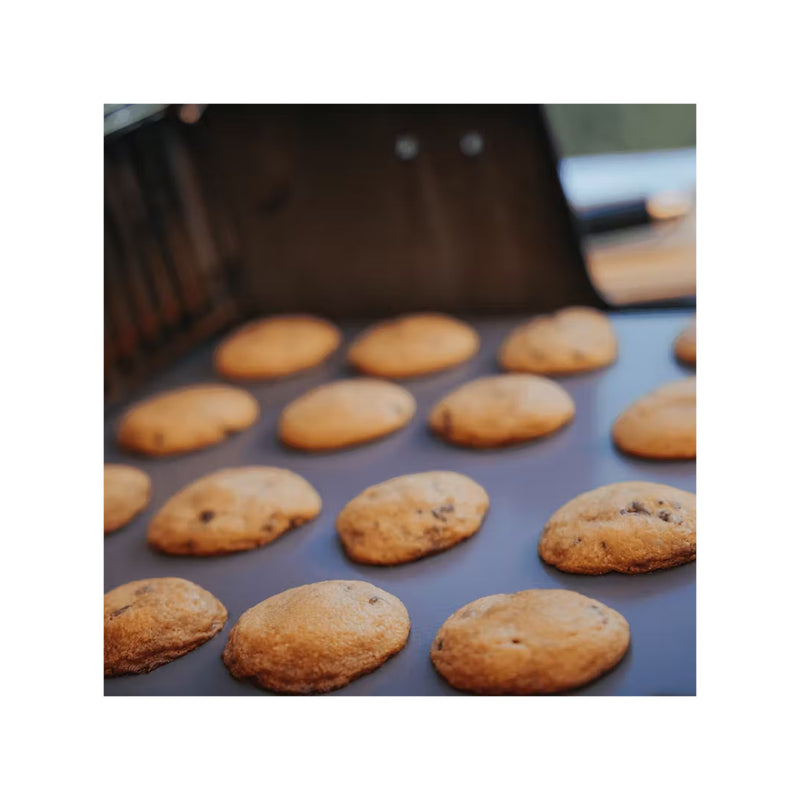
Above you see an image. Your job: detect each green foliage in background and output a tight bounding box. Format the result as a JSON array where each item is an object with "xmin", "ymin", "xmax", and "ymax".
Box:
[{"xmin": 545, "ymin": 104, "xmax": 696, "ymax": 156}]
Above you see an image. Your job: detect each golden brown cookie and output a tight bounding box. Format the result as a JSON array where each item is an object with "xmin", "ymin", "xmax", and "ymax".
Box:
[
  {"xmin": 223, "ymin": 580, "xmax": 410, "ymax": 693},
  {"xmin": 612, "ymin": 377, "xmax": 696, "ymax": 459},
  {"xmin": 431, "ymin": 589, "xmax": 629, "ymax": 694},
  {"xmin": 104, "ymin": 577, "xmax": 227, "ymax": 676},
  {"xmin": 148, "ymin": 467, "xmax": 321, "ymax": 556},
  {"xmin": 117, "ymin": 384, "xmax": 259, "ymax": 456},
  {"xmin": 337, "ymin": 471, "xmax": 489, "ymax": 565},
  {"xmin": 539, "ymin": 481, "xmax": 696, "ymax": 574},
  {"xmin": 104, "ymin": 464, "xmax": 152, "ymax": 534},
  {"xmin": 428, "ymin": 374, "xmax": 575, "ymax": 448},
  {"xmin": 499, "ymin": 306, "xmax": 617, "ymax": 375},
  {"xmin": 214, "ymin": 314, "xmax": 341, "ymax": 380},
  {"xmin": 674, "ymin": 318, "xmax": 696, "ymax": 365},
  {"xmin": 348, "ymin": 313, "xmax": 479, "ymax": 378},
  {"xmin": 278, "ymin": 378, "xmax": 416, "ymax": 451}
]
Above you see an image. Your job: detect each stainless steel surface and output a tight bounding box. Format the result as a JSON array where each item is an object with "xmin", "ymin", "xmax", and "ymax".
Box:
[{"xmin": 104, "ymin": 310, "xmax": 696, "ymax": 696}]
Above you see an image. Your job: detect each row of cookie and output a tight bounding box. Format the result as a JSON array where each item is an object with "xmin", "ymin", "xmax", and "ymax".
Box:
[
  {"xmin": 106, "ymin": 465, "xmax": 695, "ymax": 573},
  {"xmin": 115, "ymin": 373, "xmax": 696, "ymax": 459},
  {"xmin": 105, "ymin": 578, "xmax": 630, "ymax": 695},
  {"xmin": 212, "ymin": 308, "xmax": 695, "ymax": 382}
]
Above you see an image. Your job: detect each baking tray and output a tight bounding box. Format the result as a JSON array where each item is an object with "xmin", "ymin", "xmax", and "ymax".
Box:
[{"xmin": 104, "ymin": 309, "xmax": 696, "ymax": 696}]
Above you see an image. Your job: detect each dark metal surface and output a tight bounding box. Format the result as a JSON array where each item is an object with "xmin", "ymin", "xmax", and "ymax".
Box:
[{"xmin": 104, "ymin": 310, "xmax": 696, "ymax": 696}]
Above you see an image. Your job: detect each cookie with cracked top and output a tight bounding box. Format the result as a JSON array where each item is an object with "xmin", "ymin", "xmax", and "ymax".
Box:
[
  {"xmin": 104, "ymin": 577, "xmax": 227, "ymax": 676},
  {"xmin": 499, "ymin": 306, "xmax": 617, "ymax": 375},
  {"xmin": 214, "ymin": 314, "xmax": 341, "ymax": 380},
  {"xmin": 538, "ymin": 481, "xmax": 696, "ymax": 574},
  {"xmin": 337, "ymin": 471, "xmax": 489, "ymax": 565},
  {"xmin": 431, "ymin": 589, "xmax": 630, "ymax": 694},
  {"xmin": 148, "ymin": 466, "xmax": 321, "ymax": 556},
  {"xmin": 117, "ymin": 384, "xmax": 259, "ymax": 456},
  {"xmin": 223, "ymin": 580, "xmax": 410, "ymax": 693}
]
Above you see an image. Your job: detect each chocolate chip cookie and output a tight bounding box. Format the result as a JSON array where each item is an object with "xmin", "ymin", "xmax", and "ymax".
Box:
[
  {"xmin": 104, "ymin": 464, "xmax": 151, "ymax": 533},
  {"xmin": 539, "ymin": 481, "xmax": 696, "ymax": 574},
  {"xmin": 117, "ymin": 384, "xmax": 259, "ymax": 456},
  {"xmin": 278, "ymin": 378, "xmax": 416, "ymax": 450},
  {"xmin": 428, "ymin": 374, "xmax": 575, "ymax": 447},
  {"xmin": 223, "ymin": 580, "xmax": 410, "ymax": 693},
  {"xmin": 148, "ymin": 467, "xmax": 321, "ymax": 555},
  {"xmin": 214, "ymin": 314, "xmax": 341, "ymax": 380},
  {"xmin": 337, "ymin": 471, "xmax": 489, "ymax": 564},
  {"xmin": 431, "ymin": 589, "xmax": 630, "ymax": 694},
  {"xmin": 104, "ymin": 577, "xmax": 227, "ymax": 676},
  {"xmin": 499, "ymin": 306, "xmax": 617, "ymax": 375},
  {"xmin": 348, "ymin": 313, "xmax": 479, "ymax": 378},
  {"xmin": 612, "ymin": 377, "xmax": 696, "ymax": 459}
]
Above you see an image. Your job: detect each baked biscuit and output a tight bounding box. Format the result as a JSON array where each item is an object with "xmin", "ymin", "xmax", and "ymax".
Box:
[
  {"xmin": 499, "ymin": 306, "xmax": 617, "ymax": 375},
  {"xmin": 674, "ymin": 319, "xmax": 696, "ymax": 365},
  {"xmin": 279, "ymin": 378, "xmax": 415, "ymax": 451},
  {"xmin": 104, "ymin": 577, "xmax": 227, "ymax": 676},
  {"xmin": 214, "ymin": 314, "xmax": 341, "ymax": 380},
  {"xmin": 428, "ymin": 374, "xmax": 574, "ymax": 447},
  {"xmin": 223, "ymin": 580, "xmax": 410, "ymax": 693},
  {"xmin": 348, "ymin": 313, "xmax": 479, "ymax": 378},
  {"xmin": 612, "ymin": 377, "xmax": 696, "ymax": 459},
  {"xmin": 431, "ymin": 589, "xmax": 629, "ymax": 694},
  {"xmin": 117, "ymin": 384, "xmax": 259, "ymax": 456},
  {"xmin": 539, "ymin": 481, "xmax": 696, "ymax": 574},
  {"xmin": 337, "ymin": 471, "xmax": 489, "ymax": 565},
  {"xmin": 148, "ymin": 467, "xmax": 321, "ymax": 556},
  {"xmin": 104, "ymin": 464, "xmax": 151, "ymax": 533}
]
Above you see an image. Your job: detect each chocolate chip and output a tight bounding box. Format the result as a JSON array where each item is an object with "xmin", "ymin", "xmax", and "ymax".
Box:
[
  {"xmin": 425, "ymin": 526, "xmax": 443, "ymax": 544},
  {"xmin": 436, "ymin": 639, "xmax": 444, "ymax": 651},
  {"xmin": 134, "ymin": 585, "xmax": 153, "ymax": 596},
  {"xmin": 601, "ymin": 541, "xmax": 607, "ymax": 550},
  {"xmin": 431, "ymin": 503, "xmax": 454, "ymax": 522},
  {"xmin": 658, "ymin": 510, "xmax": 672, "ymax": 522},
  {"xmin": 624, "ymin": 501, "xmax": 651, "ymax": 515},
  {"xmin": 369, "ymin": 596, "xmax": 380, "ymax": 604},
  {"xmin": 110, "ymin": 605, "xmax": 131, "ymax": 618},
  {"xmin": 573, "ymin": 536, "xmax": 582, "ymax": 544},
  {"xmin": 512, "ymin": 638, "xmax": 521, "ymax": 644},
  {"xmin": 199, "ymin": 510, "xmax": 215, "ymax": 523},
  {"xmin": 261, "ymin": 522, "xmax": 273, "ymax": 532}
]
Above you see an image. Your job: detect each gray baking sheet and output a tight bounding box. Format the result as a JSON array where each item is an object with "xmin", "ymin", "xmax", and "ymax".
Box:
[{"xmin": 104, "ymin": 309, "xmax": 696, "ymax": 696}]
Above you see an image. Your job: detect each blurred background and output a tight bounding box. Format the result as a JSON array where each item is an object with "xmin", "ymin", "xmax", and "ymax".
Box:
[
  {"xmin": 546, "ymin": 103, "xmax": 696, "ymax": 306},
  {"xmin": 104, "ymin": 104, "xmax": 696, "ymax": 404}
]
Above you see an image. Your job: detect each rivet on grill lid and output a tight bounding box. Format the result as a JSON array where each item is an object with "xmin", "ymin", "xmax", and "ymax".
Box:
[
  {"xmin": 459, "ymin": 131, "xmax": 484, "ymax": 157},
  {"xmin": 395, "ymin": 134, "xmax": 419, "ymax": 160}
]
